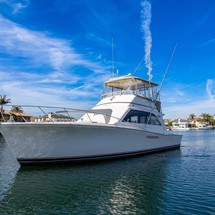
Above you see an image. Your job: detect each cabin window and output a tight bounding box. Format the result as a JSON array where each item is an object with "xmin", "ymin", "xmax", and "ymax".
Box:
[
  {"xmin": 149, "ymin": 114, "xmax": 161, "ymax": 125},
  {"xmin": 130, "ymin": 115, "xmax": 138, "ymax": 123},
  {"xmin": 122, "ymin": 110, "xmax": 161, "ymax": 126}
]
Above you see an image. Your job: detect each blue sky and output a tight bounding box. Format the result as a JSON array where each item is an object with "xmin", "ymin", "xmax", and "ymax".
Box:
[{"xmin": 0, "ymin": 0, "xmax": 215, "ymax": 119}]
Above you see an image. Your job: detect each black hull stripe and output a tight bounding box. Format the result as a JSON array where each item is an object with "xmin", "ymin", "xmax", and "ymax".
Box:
[{"xmin": 18, "ymin": 145, "xmax": 180, "ymax": 165}]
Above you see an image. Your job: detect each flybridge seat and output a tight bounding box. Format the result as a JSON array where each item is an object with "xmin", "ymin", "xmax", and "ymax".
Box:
[{"xmin": 102, "ymin": 75, "xmax": 159, "ymax": 101}]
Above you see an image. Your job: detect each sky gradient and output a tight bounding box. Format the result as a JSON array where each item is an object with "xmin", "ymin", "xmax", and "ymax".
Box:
[{"xmin": 0, "ymin": 0, "xmax": 215, "ymax": 119}]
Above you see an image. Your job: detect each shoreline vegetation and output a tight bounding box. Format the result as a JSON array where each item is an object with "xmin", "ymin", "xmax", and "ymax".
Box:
[{"xmin": 165, "ymin": 113, "xmax": 215, "ymax": 130}]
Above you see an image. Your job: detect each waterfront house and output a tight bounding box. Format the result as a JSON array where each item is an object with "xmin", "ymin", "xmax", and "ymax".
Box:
[
  {"xmin": 190, "ymin": 117, "xmax": 206, "ymax": 127},
  {"xmin": 1, "ymin": 111, "xmax": 31, "ymax": 122},
  {"xmin": 0, "ymin": 111, "xmax": 10, "ymax": 122},
  {"xmin": 10, "ymin": 112, "xmax": 31, "ymax": 122},
  {"xmin": 33, "ymin": 112, "xmax": 76, "ymax": 122}
]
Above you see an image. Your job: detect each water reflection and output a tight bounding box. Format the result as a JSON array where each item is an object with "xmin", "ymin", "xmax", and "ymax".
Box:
[
  {"xmin": 0, "ymin": 135, "xmax": 20, "ymax": 201},
  {"xmin": 0, "ymin": 150, "xmax": 180, "ymax": 214}
]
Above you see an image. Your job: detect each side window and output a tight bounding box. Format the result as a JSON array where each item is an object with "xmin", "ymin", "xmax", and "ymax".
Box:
[
  {"xmin": 150, "ymin": 114, "xmax": 161, "ymax": 125},
  {"xmin": 140, "ymin": 115, "xmax": 146, "ymax": 124},
  {"xmin": 130, "ymin": 115, "xmax": 138, "ymax": 123},
  {"xmin": 123, "ymin": 110, "xmax": 138, "ymax": 123},
  {"xmin": 139, "ymin": 112, "xmax": 148, "ymax": 123},
  {"xmin": 122, "ymin": 110, "xmax": 161, "ymax": 125}
]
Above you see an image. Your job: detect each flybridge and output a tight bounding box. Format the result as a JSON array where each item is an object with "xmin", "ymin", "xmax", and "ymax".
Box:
[
  {"xmin": 102, "ymin": 75, "xmax": 159, "ymax": 100},
  {"xmin": 104, "ymin": 75, "xmax": 158, "ymax": 89}
]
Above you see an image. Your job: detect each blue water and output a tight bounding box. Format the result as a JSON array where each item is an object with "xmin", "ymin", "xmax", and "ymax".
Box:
[{"xmin": 0, "ymin": 130, "xmax": 215, "ymax": 215}]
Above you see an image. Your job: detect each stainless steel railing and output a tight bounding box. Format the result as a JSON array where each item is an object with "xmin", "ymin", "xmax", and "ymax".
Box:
[{"xmin": 0, "ymin": 104, "xmax": 120, "ymax": 124}]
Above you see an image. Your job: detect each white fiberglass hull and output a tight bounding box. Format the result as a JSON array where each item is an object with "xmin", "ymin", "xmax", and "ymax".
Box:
[
  {"xmin": 198, "ymin": 126, "xmax": 214, "ymax": 130},
  {"xmin": 171, "ymin": 127, "xmax": 190, "ymax": 131},
  {"xmin": 0, "ymin": 122, "xmax": 181, "ymax": 165}
]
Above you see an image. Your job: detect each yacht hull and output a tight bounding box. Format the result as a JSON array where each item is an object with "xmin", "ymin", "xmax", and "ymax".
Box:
[{"xmin": 0, "ymin": 122, "xmax": 181, "ymax": 165}]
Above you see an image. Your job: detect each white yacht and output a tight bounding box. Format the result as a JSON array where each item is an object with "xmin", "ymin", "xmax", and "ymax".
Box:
[
  {"xmin": 0, "ymin": 75, "xmax": 182, "ymax": 165},
  {"xmin": 171, "ymin": 125, "xmax": 190, "ymax": 131},
  {"xmin": 197, "ymin": 123, "xmax": 213, "ymax": 130},
  {"xmin": 171, "ymin": 119, "xmax": 190, "ymax": 131}
]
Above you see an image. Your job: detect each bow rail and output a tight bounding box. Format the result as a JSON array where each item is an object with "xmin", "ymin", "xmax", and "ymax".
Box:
[{"xmin": 0, "ymin": 104, "xmax": 120, "ymax": 124}]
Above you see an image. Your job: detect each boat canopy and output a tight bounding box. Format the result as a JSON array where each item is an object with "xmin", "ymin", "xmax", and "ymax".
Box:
[{"xmin": 104, "ymin": 75, "xmax": 158, "ymax": 90}]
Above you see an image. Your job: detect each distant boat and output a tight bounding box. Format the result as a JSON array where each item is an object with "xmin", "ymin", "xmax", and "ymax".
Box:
[
  {"xmin": 0, "ymin": 75, "xmax": 182, "ymax": 165},
  {"xmin": 197, "ymin": 123, "xmax": 214, "ymax": 130},
  {"xmin": 171, "ymin": 126, "xmax": 190, "ymax": 131},
  {"xmin": 171, "ymin": 118, "xmax": 190, "ymax": 131}
]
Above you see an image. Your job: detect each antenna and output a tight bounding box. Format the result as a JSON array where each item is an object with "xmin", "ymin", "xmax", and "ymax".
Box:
[
  {"xmin": 157, "ymin": 43, "xmax": 178, "ymax": 96},
  {"xmin": 145, "ymin": 44, "xmax": 178, "ymax": 126},
  {"xmin": 112, "ymin": 38, "xmax": 114, "ymax": 78},
  {"xmin": 132, "ymin": 55, "xmax": 145, "ymax": 76}
]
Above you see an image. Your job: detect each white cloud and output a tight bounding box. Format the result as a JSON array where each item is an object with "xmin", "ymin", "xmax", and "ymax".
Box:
[
  {"xmin": 163, "ymin": 80, "xmax": 215, "ymax": 119},
  {"xmin": 0, "ymin": 0, "xmax": 29, "ymax": 14},
  {"xmin": 163, "ymin": 99, "xmax": 215, "ymax": 120},
  {"xmin": 87, "ymin": 33, "xmax": 112, "ymax": 47},
  {"xmin": 0, "ymin": 15, "xmax": 112, "ymax": 109},
  {"xmin": 0, "ymin": 69, "xmax": 110, "ymax": 109},
  {"xmin": 12, "ymin": 2, "xmax": 28, "ymax": 14},
  {"xmin": 140, "ymin": 0, "xmax": 153, "ymax": 81},
  {"xmin": 199, "ymin": 38, "xmax": 215, "ymax": 48},
  {"xmin": 206, "ymin": 79, "xmax": 215, "ymax": 100},
  {"xmin": 176, "ymin": 90, "xmax": 184, "ymax": 97},
  {"xmin": 0, "ymin": 15, "xmax": 107, "ymax": 72},
  {"xmin": 161, "ymin": 82, "xmax": 191, "ymax": 103}
]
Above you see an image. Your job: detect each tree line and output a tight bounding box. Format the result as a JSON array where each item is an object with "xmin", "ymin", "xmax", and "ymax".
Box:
[
  {"xmin": 166, "ymin": 113, "xmax": 215, "ymax": 127},
  {"xmin": 188, "ymin": 113, "xmax": 215, "ymax": 126},
  {"xmin": 0, "ymin": 95, "xmax": 23, "ymax": 121}
]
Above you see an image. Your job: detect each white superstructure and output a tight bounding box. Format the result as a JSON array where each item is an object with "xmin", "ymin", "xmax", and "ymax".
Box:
[
  {"xmin": 172, "ymin": 118, "xmax": 190, "ymax": 131},
  {"xmin": 0, "ymin": 75, "xmax": 182, "ymax": 165}
]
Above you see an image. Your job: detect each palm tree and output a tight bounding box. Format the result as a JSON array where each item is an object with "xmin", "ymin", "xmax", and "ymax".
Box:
[
  {"xmin": 189, "ymin": 114, "xmax": 196, "ymax": 120},
  {"xmin": 10, "ymin": 106, "xmax": 23, "ymax": 113},
  {"xmin": 200, "ymin": 113, "xmax": 213, "ymax": 125},
  {"xmin": 10, "ymin": 106, "xmax": 24, "ymax": 122},
  {"xmin": 0, "ymin": 95, "xmax": 11, "ymax": 111},
  {"xmin": 0, "ymin": 95, "xmax": 11, "ymax": 122}
]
